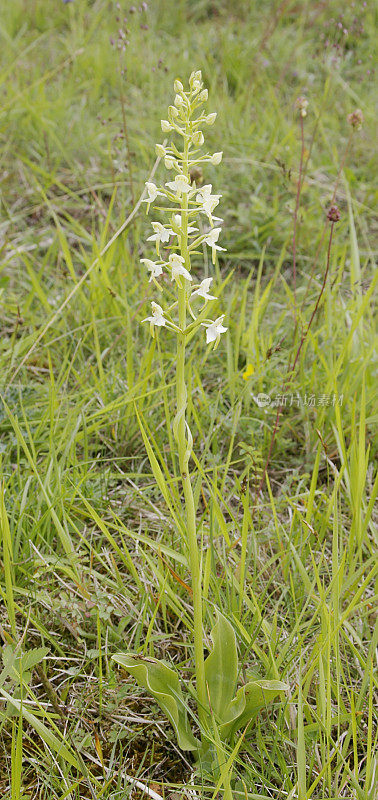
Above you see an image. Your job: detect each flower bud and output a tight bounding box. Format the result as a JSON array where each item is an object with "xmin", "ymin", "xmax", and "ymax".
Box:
[
  {"xmin": 192, "ymin": 130, "xmax": 204, "ymax": 146},
  {"xmin": 155, "ymin": 144, "xmax": 166, "ymax": 157},
  {"xmin": 168, "ymin": 105, "xmax": 179, "ymax": 119},
  {"xmin": 190, "ymin": 69, "xmax": 202, "ymax": 87},
  {"xmin": 164, "ymin": 156, "xmax": 176, "ymax": 169},
  {"xmin": 161, "ymin": 119, "xmax": 173, "ymax": 132},
  {"xmin": 174, "ymin": 79, "xmax": 184, "ymax": 93},
  {"xmin": 205, "ymin": 112, "xmax": 217, "ymax": 125},
  {"xmin": 174, "ymin": 94, "xmax": 185, "ymax": 107},
  {"xmin": 210, "ymin": 151, "xmax": 223, "ymax": 165},
  {"xmin": 199, "ymin": 89, "xmax": 208, "ymax": 102}
]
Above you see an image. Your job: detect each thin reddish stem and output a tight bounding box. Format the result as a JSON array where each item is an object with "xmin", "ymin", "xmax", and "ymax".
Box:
[
  {"xmin": 257, "ymin": 222, "xmax": 335, "ymax": 497},
  {"xmin": 292, "ymin": 115, "xmax": 305, "ymax": 321},
  {"xmin": 300, "ymin": 130, "xmax": 353, "ymax": 312}
]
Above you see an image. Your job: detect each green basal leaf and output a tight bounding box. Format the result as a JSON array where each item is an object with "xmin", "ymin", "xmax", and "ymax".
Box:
[
  {"xmin": 112, "ymin": 653, "xmax": 198, "ymax": 751},
  {"xmin": 219, "ymin": 678, "xmax": 289, "ymax": 739},
  {"xmin": 204, "ymin": 610, "xmax": 238, "ymax": 721}
]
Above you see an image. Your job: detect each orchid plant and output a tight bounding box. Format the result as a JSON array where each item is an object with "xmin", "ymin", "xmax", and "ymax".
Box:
[{"xmin": 112, "ymin": 72, "xmax": 287, "ymax": 790}]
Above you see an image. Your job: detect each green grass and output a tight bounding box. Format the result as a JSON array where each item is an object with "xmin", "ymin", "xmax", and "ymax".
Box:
[{"xmin": 0, "ymin": 0, "xmax": 377, "ymax": 797}]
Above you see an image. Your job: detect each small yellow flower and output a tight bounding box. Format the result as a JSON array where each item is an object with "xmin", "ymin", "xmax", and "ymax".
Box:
[{"xmin": 242, "ymin": 364, "xmax": 255, "ymax": 380}]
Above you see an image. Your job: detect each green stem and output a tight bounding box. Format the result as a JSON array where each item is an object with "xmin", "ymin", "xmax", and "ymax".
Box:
[{"xmin": 176, "ymin": 132, "xmax": 207, "ymax": 728}]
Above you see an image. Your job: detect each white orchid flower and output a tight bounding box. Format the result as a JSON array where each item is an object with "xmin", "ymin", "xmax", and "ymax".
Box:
[
  {"xmin": 202, "ymin": 315, "xmax": 228, "ymax": 347},
  {"xmin": 196, "ymin": 185, "xmax": 222, "ymax": 206},
  {"xmin": 148, "ymin": 222, "xmax": 174, "ymax": 243},
  {"xmin": 147, "ymin": 222, "xmax": 174, "ymax": 254},
  {"xmin": 210, "ymin": 151, "xmax": 223, "ymax": 165},
  {"xmin": 168, "ymin": 254, "xmax": 192, "ymax": 283},
  {"xmin": 166, "ymin": 174, "xmax": 191, "ymax": 197},
  {"xmin": 143, "ymin": 182, "xmax": 164, "ymax": 211},
  {"xmin": 141, "ymin": 258, "xmax": 164, "ymax": 282},
  {"xmin": 203, "ymin": 227, "xmax": 226, "ymax": 263},
  {"xmin": 143, "ymin": 302, "xmax": 167, "ymax": 335},
  {"xmin": 196, "ymin": 184, "xmax": 222, "ymax": 222},
  {"xmin": 204, "ymin": 227, "xmax": 223, "ymax": 247},
  {"xmin": 200, "ymin": 196, "xmax": 221, "ymax": 222},
  {"xmin": 196, "ymin": 184, "xmax": 213, "ymax": 199},
  {"xmin": 192, "ymin": 278, "xmax": 217, "ymax": 301}
]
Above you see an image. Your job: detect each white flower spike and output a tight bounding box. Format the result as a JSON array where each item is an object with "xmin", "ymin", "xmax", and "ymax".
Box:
[
  {"xmin": 202, "ymin": 315, "xmax": 228, "ymax": 348},
  {"xmin": 192, "ymin": 278, "xmax": 217, "ymax": 301},
  {"xmin": 141, "ymin": 259, "xmax": 164, "ymax": 283},
  {"xmin": 169, "ymin": 254, "xmax": 192, "ymax": 283},
  {"xmin": 140, "ymin": 72, "xmax": 226, "ymax": 349}
]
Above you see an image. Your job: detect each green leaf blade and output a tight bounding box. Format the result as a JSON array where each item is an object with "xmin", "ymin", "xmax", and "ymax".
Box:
[
  {"xmin": 220, "ymin": 679, "xmax": 289, "ymax": 738},
  {"xmin": 112, "ymin": 653, "xmax": 198, "ymax": 751},
  {"xmin": 204, "ymin": 611, "xmax": 238, "ymax": 721}
]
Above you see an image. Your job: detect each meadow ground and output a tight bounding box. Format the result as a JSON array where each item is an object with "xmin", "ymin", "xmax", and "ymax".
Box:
[{"xmin": 0, "ymin": 1, "xmax": 377, "ymax": 798}]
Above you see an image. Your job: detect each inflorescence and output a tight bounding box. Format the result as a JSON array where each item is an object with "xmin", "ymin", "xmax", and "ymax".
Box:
[{"xmin": 141, "ymin": 71, "xmax": 227, "ymax": 349}]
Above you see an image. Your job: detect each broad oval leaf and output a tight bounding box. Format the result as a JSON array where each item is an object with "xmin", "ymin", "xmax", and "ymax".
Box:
[
  {"xmin": 219, "ymin": 679, "xmax": 289, "ymax": 739},
  {"xmin": 112, "ymin": 653, "xmax": 198, "ymax": 751},
  {"xmin": 204, "ymin": 610, "xmax": 238, "ymax": 721}
]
